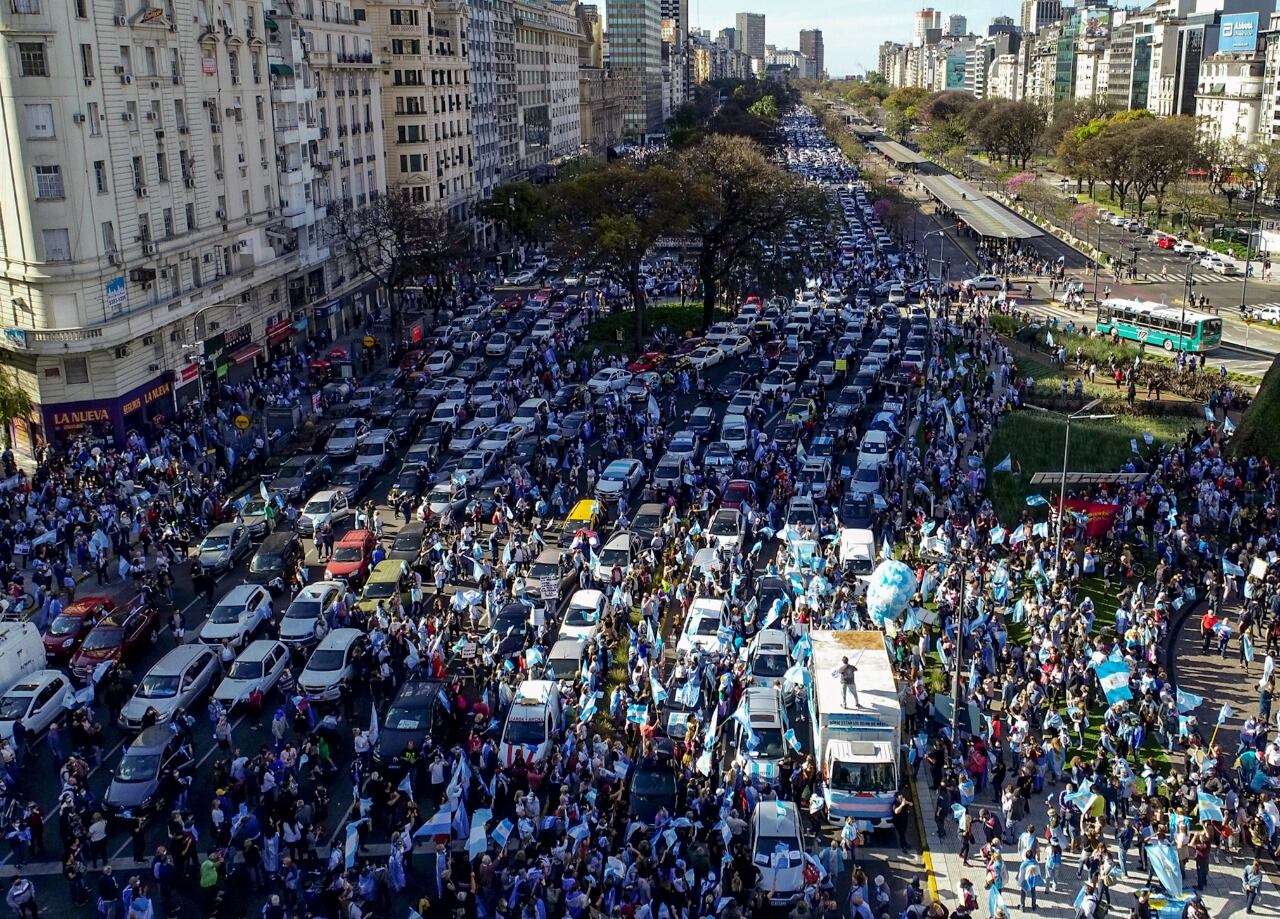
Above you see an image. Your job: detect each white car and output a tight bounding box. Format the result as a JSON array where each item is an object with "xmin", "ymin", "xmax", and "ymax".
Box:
[
  {"xmin": 531, "ymin": 318, "xmax": 557, "ymax": 340},
  {"xmin": 426, "ymin": 350, "xmax": 454, "ymax": 374},
  {"xmin": 1173, "ymin": 240, "xmax": 1198, "ymax": 255},
  {"xmin": 676, "ymin": 598, "xmax": 727, "ymax": 656},
  {"xmin": 752, "ymin": 801, "xmax": 807, "ymax": 905},
  {"xmin": 962, "ymin": 274, "xmax": 1004, "ymax": 291},
  {"xmin": 298, "ymin": 488, "xmax": 351, "ymax": 536},
  {"xmin": 279, "ymin": 581, "xmax": 343, "ymax": 649},
  {"xmin": 212, "ymin": 640, "xmax": 290, "ymax": 708},
  {"xmin": 1250, "ymin": 305, "xmax": 1280, "ymax": 323},
  {"xmin": 1199, "ymin": 254, "xmax": 1238, "ymax": 275},
  {"xmin": 479, "ymin": 422, "xmax": 524, "ymax": 453},
  {"xmin": 721, "ymin": 415, "xmax": 751, "ymax": 454},
  {"xmin": 723, "ymin": 335, "xmax": 753, "ymax": 357},
  {"xmin": 563, "ymin": 272, "xmax": 583, "ymax": 286},
  {"xmin": 559, "ymin": 589, "xmax": 605, "ymax": 642},
  {"xmin": 595, "ymin": 458, "xmax": 644, "ymax": 500},
  {"xmin": 886, "ymin": 284, "xmax": 906, "ymax": 304},
  {"xmin": 760, "ymin": 369, "xmax": 795, "ymax": 396},
  {"xmin": 450, "ymin": 419, "xmax": 491, "ymax": 454},
  {"xmin": 486, "ymin": 333, "xmax": 513, "ymax": 357},
  {"xmin": 587, "ymin": 368, "xmax": 632, "ymax": 395},
  {"xmin": 705, "ymin": 322, "xmax": 734, "ymax": 344},
  {"xmin": 298, "ymin": 628, "xmax": 366, "ymax": 701},
  {"xmin": 503, "ymin": 269, "xmax": 537, "ymax": 285},
  {"xmin": 857, "ymin": 429, "xmax": 890, "ymax": 468},
  {"xmin": 707, "ymin": 508, "xmax": 745, "ymax": 554},
  {"xmin": 593, "ymin": 533, "xmax": 634, "ymax": 582},
  {"xmin": 0, "ymin": 670, "xmax": 72, "ymax": 742},
  {"xmin": 325, "ymin": 418, "xmax": 369, "ymax": 459},
  {"xmin": 199, "ymin": 584, "xmax": 271, "ymax": 650},
  {"xmin": 688, "ymin": 346, "xmax": 726, "ymax": 371}
]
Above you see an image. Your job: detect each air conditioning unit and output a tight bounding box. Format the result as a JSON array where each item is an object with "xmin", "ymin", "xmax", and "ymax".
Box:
[
  {"xmin": 72, "ymin": 113, "xmax": 86, "ymax": 124},
  {"xmin": 123, "ymin": 112, "xmax": 135, "ymax": 122},
  {"xmin": 184, "ymin": 177, "xmax": 195, "ymax": 188},
  {"xmin": 215, "ymin": 208, "xmax": 226, "ymax": 219},
  {"xmin": 122, "ymin": 74, "xmax": 133, "ymax": 85},
  {"xmin": 141, "ymin": 242, "xmax": 155, "ymax": 254},
  {"xmin": 145, "ymin": 111, "xmax": 157, "ymax": 121},
  {"xmin": 135, "ymin": 186, "xmax": 149, "ymax": 197},
  {"xmin": 215, "ymin": 170, "xmax": 223, "ymax": 179},
  {"xmin": 114, "ymin": 15, "xmax": 127, "ymax": 25},
  {"xmin": 114, "ymin": 345, "xmax": 130, "ymax": 359},
  {"xmin": 141, "ymin": 335, "xmax": 156, "ymax": 346}
]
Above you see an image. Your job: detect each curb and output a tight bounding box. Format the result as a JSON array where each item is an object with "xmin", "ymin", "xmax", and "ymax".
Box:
[{"xmin": 905, "ymin": 769, "xmax": 943, "ymax": 905}]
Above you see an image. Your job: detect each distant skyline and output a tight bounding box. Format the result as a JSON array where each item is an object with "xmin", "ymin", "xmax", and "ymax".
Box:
[{"xmin": 685, "ymin": 0, "xmax": 1011, "ymax": 75}]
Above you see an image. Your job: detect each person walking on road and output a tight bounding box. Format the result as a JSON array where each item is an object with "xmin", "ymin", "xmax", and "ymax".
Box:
[{"xmin": 1244, "ymin": 858, "xmax": 1266, "ymax": 913}]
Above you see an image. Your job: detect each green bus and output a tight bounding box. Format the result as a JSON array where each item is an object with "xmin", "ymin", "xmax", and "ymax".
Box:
[{"xmin": 1094, "ymin": 299, "xmax": 1223, "ymax": 353}]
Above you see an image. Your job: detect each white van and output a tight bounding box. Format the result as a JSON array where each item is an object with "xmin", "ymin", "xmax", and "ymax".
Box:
[
  {"xmin": 498, "ymin": 679, "xmax": 563, "ymax": 765},
  {"xmin": 752, "ymin": 800, "xmax": 808, "ymax": 905},
  {"xmin": 839, "ymin": 527, "xmax": 876, "ymax": 592},
  {"xmin": 0, "ymin": 623, "xmax": 46, "ymax": 696}
]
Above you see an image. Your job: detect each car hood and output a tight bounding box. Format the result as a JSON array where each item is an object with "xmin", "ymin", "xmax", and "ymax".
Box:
[
  {"xmin": 214, "ymin": 677, "xmax": 263, "ymax": 705},
  {"xmin": 197, "ymin": 548, "xmax": 229, "ymax": 563},
  {"xmin": 595, "ymin": 480, "xmax": 625, "ymax": 493},
  {"xmin": 120, "ymin": 696, "xmax": 177, "ymax": 723},
  {"xmin": 375, "ymin": 728, "xmax": 421, "ymax": 760},
  {"xmin": 329, "ymin": 437, "xmax": 357, "ymax": 450},
  {"xmin": 105, "ymin": 777, "xmax": 158, "ymax": 810},
  {"xmin": 200, "ymin": 619, "xmax": 248, "ymax": 640},
  {"xmin": 71, "ymin": 646, "xmax": 119, "ymax": 666},
  {"xmin": 279, "ymin": 617, "xmax": 319, "ymax": 640}
]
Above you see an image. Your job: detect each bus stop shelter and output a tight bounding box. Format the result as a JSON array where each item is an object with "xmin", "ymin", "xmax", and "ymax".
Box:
[
  {"xmin": 848, "ymin": 123, "xmax": 880, "ymax": 139},
  {"xmin": 918, "ymin": 174, "xmax": 1043, "ymax": 242},
  {"xmin": 871, "ymin": 140, "xmax": 927, "ymax": 169}
]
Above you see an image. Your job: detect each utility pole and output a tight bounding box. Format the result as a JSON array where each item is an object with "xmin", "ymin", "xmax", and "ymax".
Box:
[{"xmin": 1241, "ymin": 180, "xmax": 1260, "ymax": 315}]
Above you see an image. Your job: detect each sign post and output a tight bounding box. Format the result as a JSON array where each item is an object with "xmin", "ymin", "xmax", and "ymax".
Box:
[{"xmin": 234, "ymin": 414, "xmax": 251, "ymax": 431}]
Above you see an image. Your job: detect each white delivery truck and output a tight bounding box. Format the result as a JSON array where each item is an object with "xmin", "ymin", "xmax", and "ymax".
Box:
[
  {"xmin": 497, "ymin": 679, "xmax": 563, "ymax": 766},
  {"xmin": 0, "ymin": 622, "xmax": 46, "ymax": 695},
  {"xmin": 808, "ymin": 630, "xmax": 901, "ymax": 828}
]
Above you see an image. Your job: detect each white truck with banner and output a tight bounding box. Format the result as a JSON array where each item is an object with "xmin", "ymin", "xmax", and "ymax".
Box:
[{"xmin": 808, "ymin": 629, "xmax": 902, "ymax": 828}]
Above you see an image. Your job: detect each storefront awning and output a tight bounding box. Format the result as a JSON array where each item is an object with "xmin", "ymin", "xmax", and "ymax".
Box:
[
  {"xmin": 266, "ymin": 320, "xmax": 295, "ymax": 346},
  {"xmin": 230, "ymin": 343, "xmax": 263, "ymax": 365},
  {"xmin": 269, "ymin": 63, "xmax": 293, "ymax": 77}
]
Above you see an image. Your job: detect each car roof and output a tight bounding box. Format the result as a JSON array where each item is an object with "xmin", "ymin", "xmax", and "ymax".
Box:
[
  {"xmin": 221, "ymin": 583, "xmax": 267, "ymax": 603},
  {"xmin": 753, "ymin": 799, "xmax": 800, "ymax": 835},
  {"xmin": 314, "ymin": 628, "xmax": 363, "ymax": 651},
  {"xmin": 392, "ymin": 679, "xmax": 448, "ymax": 706},
  {"xmin": 130, "ymin": 725, "xmax": 177, "ymax": 752},
  {"xmin": 297, "ymin": 580, "xmax": 343, "ymax": 599},
  {"xmin": 149, "ymin": 643, "xmax": 213, "ymax": 675},
  {"xmin": 237, "ymin": 639, "xmax": 285, "ymax": 662},
  {"xmin": 5, "ymin": 670, "xmax": 62, "ymax": 695},
  {"xmin": 569, "ymin": 589, "xmax": 604, "ymax": 605},
  {"xmin": 207, "ymin": 522, "xmax": 241, "ymax": 534}
]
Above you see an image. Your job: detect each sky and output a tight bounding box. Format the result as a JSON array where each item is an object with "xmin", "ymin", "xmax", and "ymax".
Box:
[{"xmin": 688, "ymin": 0, "xmax": 1010, "ymax": 77}]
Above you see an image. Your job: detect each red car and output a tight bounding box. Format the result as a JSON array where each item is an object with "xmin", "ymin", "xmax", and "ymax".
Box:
[
  {"xmin": 398, "ymin": 350, "xmax": 426, "ymax": 372},
  {"xmin": 69, "ymin": 599, "xmax": 159, "ymax": 682},
  {"xmin": 44, "ymin": 596, "xmax": 115, "ymax": 661},
  {"xmin": 627, "ymin": 352, "xmax": 666, "ymax": 374},
  {"xmin": 1155, "ymin": 235, "xmax": 1176, "ymax": 250},
  {"xmin": 324, "ymin": 529, "xmax": 378, "ymax": 585},
  {"xmin": 532, "ymin": 288, "xmax": 555, "ymax": 304},
  {"xmin": 721, "ymin": 480, "xmax": 758, "ymax": 510},
  {"xmin": 500, "ymin": 296, "xmax": 522, "ymax": 312}
]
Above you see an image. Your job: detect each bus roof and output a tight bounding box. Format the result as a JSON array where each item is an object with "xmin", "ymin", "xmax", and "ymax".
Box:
[{"xmin": 1099, "ymin": 298, "xmax": 1218, "ymax": 324}]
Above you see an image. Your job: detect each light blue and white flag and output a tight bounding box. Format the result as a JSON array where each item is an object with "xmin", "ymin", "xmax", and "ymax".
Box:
[
  {"xmin": 1196, "ymin": 790, "xmax": 1224, "ymax": 823},
  {"xmin": 1223, "ymin": 558, "xmax": 1246, "ymax": 578},
  {"xmin": 1243, "ymin": 633, "xmax": 1255, "ymax": 662},
  {"xmin": 398, "ymin": 774, "xmax": 414, "ymax": 798},
  {"xmin": 1217, "ymin": 703, "xmax": 1234, "ymax": 725},
  {"xmin": 1144, "ymin": 841, "xmax": 1182, "ymax": 898},
  {"xmin": 415, "ymin": 808, "xmax": 453, "ymax": 838},
  {"xmin": 989, "ymin": 526, "xmax": 1006, "ymax": 545},
  {"xmin": 468, "ymin": 808, "xmax": 492, "ymax": 858},
  {"xmin": 626, "ymin": 704, "xmax": 649, "ymax": 725},
  {"xmin": 1176, "ymin": 688, "xmax": 1203, "ymax": 714},
  {"xmin": 993, "ymin": 454, "xmax": 1012, "ymax": 473},
  {"xmin": 1026, "ymin": 494, "xmax": 1049, "ymax": 507},
  {"xmin": 345, "ymin": 820, "xmax": 361, "ymax": 869},
  {"xmin": 491, "ymin": 818, "xmax": 514, "ymax": 849},
  {"xmin": 1096, "ymin": 658, "xmax": 1132, "ymax": 705},
  {"xmin": 784, "ymin": 728, "xmax": 802, "ymax": 752}
]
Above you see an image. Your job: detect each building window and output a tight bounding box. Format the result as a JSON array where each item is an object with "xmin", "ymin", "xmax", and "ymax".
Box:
[
  {"xmin": 87, "ymin": 102, "xmax": 100, "ymax": 135},
  {"xmin": 42, "ymin": 228, "xmax": 70, "ymax": 261},
  {"xmin": 23, "ymin": 103, "xmax": 53, "ymax": 139},
  {"xmin": 18, "ymin": 43, "xmax": 47, "ymax": 77},
  {"xmin": 32, "ymin": 165, "xmax": 62, "ymax": 199},
  {"xmin": 11, "ymin": 0, "xmax": 39, "ymax": 13},
  {"xmin": 94, "ymin": 160, "xmax": 107, "ymax": 193},
  {"xmin": 80, "ymin": 44, "xmax": 94, "ymax": 78},
  {"xmin": 64, "ymin": 357, "xmax": 89, "ymax": 384}
]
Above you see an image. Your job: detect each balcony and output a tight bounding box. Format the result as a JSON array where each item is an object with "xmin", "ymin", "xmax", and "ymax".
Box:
[{"xmin": 336, "ymin": 52, "xmax": 375, "ymax": 65}]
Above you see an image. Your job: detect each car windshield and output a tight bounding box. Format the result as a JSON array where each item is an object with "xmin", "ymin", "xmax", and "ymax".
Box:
[
  {"xmin": 286, "ymin": 600, "xmax": 322, "ymax": 620},
  {"xmin": 81, "ymin": 626, "xmax": 122, "ymax": 650},
  {"xmin": 855, "ymin": 467, "xmax": 879, "ymax": 484},
  {"xmin": 249, "ymin": 554, "xmax": 282, "ymax": 573},
  {"xmin": 750, "ymin": 728, "xmax": 785, "ymax": 759},
  {"xmin": 304, "ymin": 499, "xmax": 332, "ymax": 515},
  {"xmin": 829, "ymin": 760, "xmax": 896, "ymax": 793},
  {"xmin": 209, "ymin": 604, "xmax": 246, "ymax": 624},
  {"xmin": 603, "ymin": 466, "xmax": 630, "ymax": 481},
  {"xmin": 565, "ymin": 605, "xmax": 598, "ymax": 627},
  {"xmin": 385, "ymin": 705, "xmax": 428, "ymax": 731},
  {"xmin": 710, "ymin": 516, "xmax": 737, "ymax": 537},
  {"xmin": 632, "ymin": 768, "xmax": 676, "ymax": 798},
  {"xmin": 335, "ymin": 470, "xmax": 361, "ymax": 486},
  {"xmin": 599, "ymin": 548, "xmax": 629, "ymax": 567},
  {"xmin": 0, "ymin": 697, "xmax": 28, "ymax": 720},
  {"xmin": 307, "ymin": 649, "xmax": 346, "ymax": 672},
  {"xmin": 228, "ymin": 659, "xmax": 264, "ymax": 680},
  {"xmin": 201, "ymin": 535, "xmax": 230, "ymax": 551},
  {"xmin": 693, "ymin": 617, "xmax": 719, "ymax": 636},
  {"xmin": 115, "ymin": 752, "xmax": 161, "ymax": 783},
  {"xmin": 49, "ymin": 614, "xmax": 84, "ymax": 636},
  {"xmin": 357, "ymin": 442, "xmax": 385, "ymax": 458},
  {"xmin": 634, "ymin": 512, "xmax": 661, "ymax": 531},
  {"xmin": 753, "ymin": 653, "xmax": 788, "ymax": 679},
  {"xmin": 332, "ymin": 546, "xmax": 364, "ymax": 563},
  {"xmin": 242, "ymin": 499, "xmax": 268, "ymax": 516},
  {"xmin": 137, "ymin": 674, "xmax": 180, "ymax": 699},
  {"xmin": 505, "ymin": 719, "xmax": 545, "ymax": 745},
  {"xmin": 657, "ymin": 460, "xmax": 680, "ymax": 477}
]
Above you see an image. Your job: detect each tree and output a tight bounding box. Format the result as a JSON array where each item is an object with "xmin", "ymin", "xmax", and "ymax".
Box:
[
  {"xmin": 980, "ymin": 101, "xmax": 1044, "ymax": 169},
  {"xmin": 478, "ymin": 181, "xmax": 549, "ymax": 245},
  {"xmin": 328, "ymin": 190, "xmax": 464, "ymax": 352},
  {"xmin": 1131, "ymin": 117, "xmax": 1198, "ymax": 220},
  {"xmin": 0, "ymin": 369, "xmax": 31, "ymax": 451},
  {"xmin": 748, "ymin": 95, "xmax": 779, "ymax": 120},
  {"xmin": 672, "ymin": 135, "xmax": 830, "ymax": 329},
  {"xmin": 542, "ymin": 162, "xmax": 686, "ymax": 344}
]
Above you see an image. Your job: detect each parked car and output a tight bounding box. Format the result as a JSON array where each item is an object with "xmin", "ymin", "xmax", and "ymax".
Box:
[
  {"xmin": 196, "ymin": 522, "xmax": 252, "ymax": 574},
  {"xmin": 118, "ymin": 644, "xmax": 221, "ymax": 731},
  {"xmin": 198, "ymin": 583, "xmax": 271, "ymax": 650},
  {"xmin": 69, "ymin": 600, "xmax": 159, "ymax": 683},
  {"xmin": 212, "ymin": 640, "xmax": 290, "ymax": 709}
]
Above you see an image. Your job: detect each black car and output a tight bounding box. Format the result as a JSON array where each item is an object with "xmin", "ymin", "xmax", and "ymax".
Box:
[
  {"xmin": 332, "ymin": 463, "xmax": 374, "ymax": 502},
  {"xmin": 757, "ymin": 575, "xmax": 788, "ymax": 616},
  {"xmin": 247, "ymin": 531, "xmax": 305, "ymax": 584},
  {"xmin": 551, "ymin": 384, "xmax": 582, "ymax": 409},
  {"xmin": 388, "ymin": 522, "xmax": 429, "ymax": 573},
  {"xmin": 467, "ymin": 479, "xmax": 506, "ymax": 520},
  {"xmin": 272, "ymin": 454, "xmax": 332, "ymax": 501},
  {"xmin": 389, "ymin": 409, "xmax": 421, "ymax": 441},
  {"xmin": 627, "ymin": 738, "xmax": 679, "ymax": 823},
  {"xmin": 374, "ymin": 680, "xmax": 458, "ymax": 772},
  {"xmin": 839, "ymin": 492, "xmax": 875, "ymax": 529},
  {"xmin": 492, "ymin": 604, "xmax": 531, "ymax": 660},
  {"xmin": 370, "ymin": 390, "xmax": 405, "ymax": 422},
  {"xmin": 774, "ymin": 420, "xmax": 800, "ymax": 451},
  {"xmin": 388, "ymin": 467, "xmax": 427, "ymax": 507}
]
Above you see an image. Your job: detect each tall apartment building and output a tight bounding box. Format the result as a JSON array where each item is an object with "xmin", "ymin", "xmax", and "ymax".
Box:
[
  {"xmin": 0, "ymin": 0, "xmax": 317, "ymax": 447},
  {"xmin": 369, "ymin": 0, "xmax": 474, "ymax": 225},
  {"xmin": 947, "ymin": 14, "xmax": 967, "ymax": 37},
  {"xmin": 735, "ymin": 12, "xmax": 765, "ymax": 61},
  {"xmin": 660, "ymin": 0, "xmax": 689, "ymax": 114},
  {"xmin": 494, "ymin": 0, "xmax": 519, "ymax": 173},
  {"xmin": 799, "ymin": 29, "xmax": 824, "ymax": 79},
  {"xmin": 717, "ymin": 26, "xmax": 737, "ymax": 51},
  {"xmin": 1196, "ymin": 51, "xmax": 1265, "ymax": 145},
  {"xmin": 915, "ymin": 9, "xmax": 941, "ymax": 46},
  {"xmin": 469, "ymin": 0, "xmax": 501, "ymax": 209},
  {"xmin": 271, "ymin": 0, "xmax": 387, "ymax": 343},
  {"xmin": 514, "ymin": 0, "xmax": 582, "ymax": 174},
  {"xmin": 1020, "ymin": 0, "xmax": 1062, "ymax": 36},
  {"xmin": 577, "ymin": 8, "xmax": 623, "ymax": 158},
  {"xmin": 608, "ymin": 0, "xmax": 664, "ymax": 136}
]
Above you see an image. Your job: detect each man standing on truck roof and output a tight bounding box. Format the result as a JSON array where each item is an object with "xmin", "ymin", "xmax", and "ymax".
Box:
[{"xmin": 837, "ymin": 656, "xmax": 860, "ymax": 708}]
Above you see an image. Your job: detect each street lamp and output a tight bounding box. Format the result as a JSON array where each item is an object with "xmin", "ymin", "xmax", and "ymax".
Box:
[
  {"xmin": 1241, "ymin": 181, "xmax": 1261, "ymax": 315},
  {"xmin": 923, "ymin": 227, "xmax": 947, "ymax": 284},
  {"xmin": 1027, "ymin": 399, "xmax": 1116, "ymax": 579}
]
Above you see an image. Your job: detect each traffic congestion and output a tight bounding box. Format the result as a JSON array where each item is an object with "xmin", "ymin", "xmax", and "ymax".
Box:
[{"xmin": 0, "ymin": 107, "xmax": 1267, "ymax": 919}]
